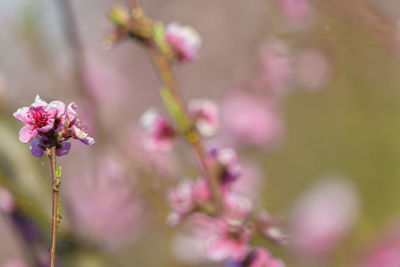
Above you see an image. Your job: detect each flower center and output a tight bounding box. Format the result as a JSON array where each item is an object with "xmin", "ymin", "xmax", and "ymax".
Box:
[{"xmin": 29, "ymin": 107, "xmax": 48, "ymax": 128}]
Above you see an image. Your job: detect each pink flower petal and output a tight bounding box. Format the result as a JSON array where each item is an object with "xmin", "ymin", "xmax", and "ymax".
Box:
[{"xmin": 18, "ymin": 126, "xmax": 37, "ymax": 143}]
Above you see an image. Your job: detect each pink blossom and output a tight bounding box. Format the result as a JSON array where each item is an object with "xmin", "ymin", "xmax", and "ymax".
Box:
[
  {"xmin": 256, "ymin": 40, "xmax": 292, "ymax": 95},
  {"xmin": 13, "ymin": 95, "xmax": 64, "ymax": 143},
  {"xmin": 296, "ymin": 48, "xmax": 332, "ymax": 91},
  {"xmin": 168, "ymin": 179, "xmax": 195, "ymax": 221},
  {"xmin": 256, "ymin": 211, "xmax": 288, "ymax": 245},
  {"xmin": 140, "ymin": 108, "xmax": 175, "ymax": 151},
  {"xmin": 188, "ymin": 98, "xmax": 220, "ymax": 137},
  {"xmin": 207, "ymin": 147, "xmax": 242, "ymax": 184},
  {"xmin": 166, "ymin": 22, "xmax": 202, "ymax": 62},
  {"xmin": 223, "ymin": 192, "xmax": 253, "ymax": 219},
  {"xmin": 289, "ymin": 177, "xmax": 359, "ymax": 258},
  {"xmin": 63, "ymin": 103, "xmax": 95, "ymax": 146},
  {"xmin": 2, "ymin": 259, "xmax": 29, "ymax": 267},
  {"xmin": 167, "ymin": 177, "xmax": 213, "ymax": 225},
  {"xmin": 0, "ymin": 187, "xmax": 15, "ymax": 214},
  {"xmin": 206, "ymin": 218, "xmax": 251, "ymax": 262},
  {"xmin": 360, "ymin": 220, "xmax": 400, "ymax": 267},
  {"xmin": 222, "ymin": 93, "xmax": 283, "ymax": 146},
  {"xmin": 279, "ymin": 0, "xmax": 311, "ymax": 23},
  {"xmin": 245, "ymin": 247, "xmax": 285, "ymax": 267},
  {"xmin": 193, "ymin": 178, "xmax": 212, "ymax": 204}
]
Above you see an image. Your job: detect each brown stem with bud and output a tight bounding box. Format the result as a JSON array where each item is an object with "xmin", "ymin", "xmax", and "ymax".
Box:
[
  {"xmin": 127, "ymin": 0, "xmax": 223, "ymax": 213},
  {"xmin": 49, "ymin": 146, "xmax": 60, "ymax": 267}
]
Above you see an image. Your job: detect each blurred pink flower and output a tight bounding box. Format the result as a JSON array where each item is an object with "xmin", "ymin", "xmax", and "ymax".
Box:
[
  {"xmin": 13, "ymin": 95, "xmax": 64, "ymax": 143},
  {"xmin": 2, "ymin": 259, "xmax": 29, "ymax": 267},
  {"xmin": 67, "ymin": 155, "xmax": 143, "ymax": 248},
  {"xmin": 279, "ymin": 0, "xmax": 311, "ymax": 23},
  {"xmin": 289, "ymin": 177, "xmax": 359, "ymax": 258},
  {"xmin": 296, "ymin": 48, "xmax": 332, "ymax": 91},
  {"xmin": 246, "ymin": 247, "xmax": 285, "ymax": 267},
  {"xmin": 206, "ymin": 147, "xmax": 242, "ymax": 184},
  {"xmin": 256, "ymin": 40, "xmax": 293, "ymax": 96},
  {"xmin": 140, "ymin": 108, "xmax": 175, "ymax": 151},
  {"xmin": 166, "ymin": 22, "xmax": 202, "ymax": 62},
  {"xmin": 222, "ymin": 93, "xmax": 283, "ymax": 146},
  {"xmin": 188, "ymin": 98, "xmax": 220, "ymax": 137},
  {"xmin": 206, "ymin": 217, "xmax": 251, "ymax": 262},
  {"xmin": 360, "ymin": 220, "xmax": 400, "ymax": 267},
  {"xmin": 167, "ymin": 179, "xmax": 195, "ymax": 225},
  {"xmin": 0, "ymin": 187, "xmax": 15, "ymax": 214},
  {"xmin": 223, "ymin": 192, "xmax": 253, "ymax": 219}
]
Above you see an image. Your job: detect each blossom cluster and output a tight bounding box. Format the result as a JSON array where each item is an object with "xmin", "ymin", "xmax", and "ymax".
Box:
[
  {"xmin": 13, "ymin": 95, "xmax": 95, "ymax": 157},
  {"xmin": 140, "ymin": 99, "xmax": 219, "ymax": 151},
  {"xmin": 140, "ymin": 98, "xmax": 286, "ymax": 266}
]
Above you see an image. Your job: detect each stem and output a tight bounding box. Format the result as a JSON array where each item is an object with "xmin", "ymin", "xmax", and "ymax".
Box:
[
  {"xmin": 49, "ymin": 146, "xmax": 59, "ymax": 267},
  {"xmin": 146, "ymin": 38, "xmax": 224, "ymax": 213}
]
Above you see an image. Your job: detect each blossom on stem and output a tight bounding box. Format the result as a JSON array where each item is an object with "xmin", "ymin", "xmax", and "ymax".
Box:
[
  {"xmin": 165, "ymin": 22, "xmax": 202, "ymax": 62},
  {"xmin": 188, "ymin": 98, "xmax": 220, "ymax": 137},
  {"xmin": 206, "ymin": 217, "xmax": 251, "ymax": 262},
  {"xmin": 63, "ymin": 103, "xmax": 95, "ymax": 146},
  {"xmin": 13, "ymin": 95, "xmax": 64, "ymax": 143},
  {"xmin": 140, "ymin": 108, "xmax": 176, "ymax": 151},
  {"xmin": 14, "ymin": 95, "xmax": 95, "ymax": 157},
  {"xmin": 206, "ymin": 148, "xmax": 242, "ymax": 184}
]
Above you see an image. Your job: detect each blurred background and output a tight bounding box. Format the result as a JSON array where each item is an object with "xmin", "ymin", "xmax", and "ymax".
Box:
[{"xmin": 1, "ymin": 0, "xmax": 400, "ymax": 266}]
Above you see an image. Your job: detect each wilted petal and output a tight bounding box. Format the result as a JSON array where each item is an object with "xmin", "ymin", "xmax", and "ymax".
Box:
[
  {"xmin": 29, "ymin": 138, "xmax": 45, "ymax": 157},
  {"xmin": 18, "ymin": 126, "xmax": 37, "ymax": 143},
  {"xmin": 66, "ymin": 102, "xmax": 78, "ymax": 122},
  {"xmin": 56, "ymin": 142, "xmax": 71, "ymax": 156}
]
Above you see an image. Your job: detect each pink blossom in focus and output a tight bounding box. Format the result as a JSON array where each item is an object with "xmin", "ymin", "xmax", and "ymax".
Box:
[
  {"xmin": 222, "ymin": 93, "xmax": 283, "ymax": 146},
  {"xmin": 0, "ymin": 187, "xmax": 15, "ymax": 214},
  {"xmin": 13, "ymin": 95, "xmax": 64, "ymax": 143},
  {"xmin": 279, "ymin": 0, "xmax": 311, "ymax": 23},
  {"xmin": 166, "ymin": 22, "xmax": 202, "ymax": 62},
  {"xmin": 296, "ymin": 49, "xmax": 332, "ymax": 91},
  {"xmin": 289, "ymin": 177, "xmax": 359, "ymax": 258},
  {"xmin": 257, "ymin": 40, "xmax": 292, "ymax": 96},
  {"xmin": 188, "ymin": 98, "xmax": 220, "ymax": 137},
  {"xmin": 140, "ymin": 108, "xmax": 175, "ymax": 151},
  {"xmin": 2, "ymin": 259, "xmax": 29, "ymax": 267},
  {"xmin": 206, "ymin": 217, "xmax": 251, "ymax": 262}
]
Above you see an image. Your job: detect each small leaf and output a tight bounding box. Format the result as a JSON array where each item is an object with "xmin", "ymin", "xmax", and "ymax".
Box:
[
  {"xmin": 160, "ymin": 87, "xmax": 189, "ymax": 132},
  {"xmin": 152, "ymin": 22, "xmax": 173, "ymax": 58},
  {"xmin": 56, "ymin": 166, "xmax": 62, "ymax": 178}
]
